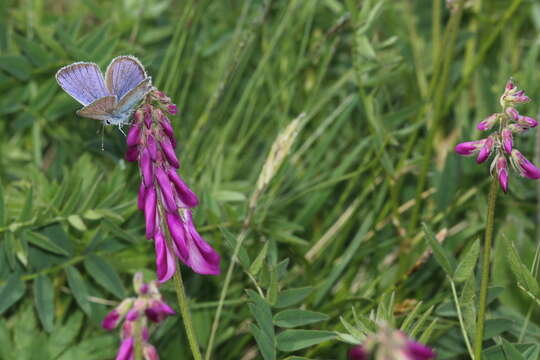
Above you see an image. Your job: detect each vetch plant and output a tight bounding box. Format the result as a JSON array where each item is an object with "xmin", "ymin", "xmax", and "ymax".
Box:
[
  {"xmin": 455, "ymin": 79, "xmax": 540, "ymax": 359},
  {"xmin": 102, "ymin": 272, "xmax": 175, "ymax": 360},
  {"xmin": 347, "ymin": 325, "xmax": 435, "ymax": 360}
]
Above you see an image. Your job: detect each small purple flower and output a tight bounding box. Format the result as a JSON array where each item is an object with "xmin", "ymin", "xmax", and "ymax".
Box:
[
  {"xmin": 160, "ymin": 137, "xmax": 180, "ymax": 169},
  {"xmin": 505, "ymin": 107, "xmax": 519, "ymax": 121},
  {"xmin": 144, "ymin": 187, "xmax": 157, "ymax": 239},
  {"xmin": 497, "ymin": 156, "xmax": 509, "ymax": 193},
  {"xmin": 406, "ymin": 340, "xmax": 436, "ymax": 360},
  {"xmin": 145, "ymin": 299, "xmax": 175, "ymax": 323},
  {"xmin": 502, "ymin": 128, "xmax": 512, "ymax": 154},
  {"xmin": 102, "ymin": 310, "xmax": 120, "ymax": 331},
  {"xmin": 477, "ymin": 114, "xmax": 497, "ymax": 131},
  {"xmin": 167, "ymin": 104, "xmax": 177, "ymax": 115},
  {"xmin": 154, "ymin": 231, "xmax": 176, "ymax": 283},
  {"xmin": 141, "ymin": 149, "xmax": 153, "ymax": 186},
  {"xmin": 155, "ymin": 166, "xmax": 178, "ymax": 213},
  {"xmin": 348, "ymin": 345, "xmax": 367, "ymax": 360},
  {"xmin": 518, "ymin": 115, "xmax": 538, "ymax": 128},
  {"xmin": 167, "ymin": 169, "xmax": 199, "ymax": 208},
  {"xmin": 125, "ymin": 146, "xmax": 139, "ymax": 162},
  {"xmin": 116, "ymin": 337, "xmax": 134, "ymax": 360},
  {"xmin": 147, "ymin": 135, "xmax": 158, "ymax": 161},
  {"xmin": 476, "ymin": 135, "xmax": 494, "ymax": 164},
  {"xmin": 127, "ymin": 123, "xmax": 141, "ymax": 147},
  {"xmin": 455, "ymin": 140, "xmax": 485, "ymax": 156},
  {"xmin": 511, "ymin": 150, "xmax": 540, "ymax": 179}
]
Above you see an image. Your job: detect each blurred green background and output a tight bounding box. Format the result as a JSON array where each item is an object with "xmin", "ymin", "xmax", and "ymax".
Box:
[{"xmin": 2, "ymin": 0, "xmax": 540, "ymax": 359}]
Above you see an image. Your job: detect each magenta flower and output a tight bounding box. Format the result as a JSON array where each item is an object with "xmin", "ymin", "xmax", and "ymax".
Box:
[
  {"xmin": 348, "ymin": 345, "xmax": 367, "ymax": 360},
  {"xmin": 456, "ymin": 79, "xmax": 540, "ymax": 193},
  {"xmin": 126, "ymin": 89, "xmax": 220, "ymax": 281},
  {"xmin": 103, "ymin": 273, "xmax": 174, "ymax": 360},
  {"xmin": 347, "ymin": 326, "xmax": 435, "ymax": 360}
]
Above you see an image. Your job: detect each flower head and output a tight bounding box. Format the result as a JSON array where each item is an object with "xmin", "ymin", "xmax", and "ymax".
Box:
[
  {"xmin": 456, "ymin": 79, "xmax": 540, "ymax": 193},
  {"xmin": 126, "ymin": 89, "xmax": 220, "ymax": 281},
  {"xmin": 102, "ymin": 273, "xmax": 174, "ymax": 360}
]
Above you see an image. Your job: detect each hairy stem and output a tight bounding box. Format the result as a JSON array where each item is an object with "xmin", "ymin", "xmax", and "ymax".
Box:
[{"xmin": 474, "ymin": 178, "xmax": 498, "ymax": 359}]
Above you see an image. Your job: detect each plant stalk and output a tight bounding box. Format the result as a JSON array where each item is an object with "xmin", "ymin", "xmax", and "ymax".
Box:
[
  {"xmin": 473, "ymin": 178, "xmax": 498, "ymax": 360},
  {"xmin": 134, "ymin": 320, "xmax": 143, "ymax": 360}
]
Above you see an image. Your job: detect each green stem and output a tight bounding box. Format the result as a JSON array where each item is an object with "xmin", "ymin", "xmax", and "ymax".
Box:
[
  {"xmin": 172, "ymin": 262, "xmax": 203, "ymax": 360},
  {"xmin": 474, "ymin": 178, "xmax": 498, "ymax": 360},
  {"xmin": 134, "ymin": 320, "xmax": 143, "ymax": 360},
  {"xmin": 205, "ymin": 226, "xmax": 249, "ymax": 360}
]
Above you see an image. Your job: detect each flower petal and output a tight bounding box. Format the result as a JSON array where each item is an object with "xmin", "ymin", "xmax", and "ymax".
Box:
[
  {"xmin": 167, "ymin": 169, "xmax": 199, "ymax": 208},
  {"xmin": 154, "ymin": 231, "xmax": 176, "ymax": 283}
]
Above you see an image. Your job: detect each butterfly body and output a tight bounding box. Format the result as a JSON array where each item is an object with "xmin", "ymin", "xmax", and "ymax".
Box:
[{"xmin": 56, "ymin": 56, "xmax": 152, "ymax": 127}]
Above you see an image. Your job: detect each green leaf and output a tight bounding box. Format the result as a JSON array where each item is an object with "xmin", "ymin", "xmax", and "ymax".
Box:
[
  {"xmin": 0, "ymin": 274, "xmax": 25, "ymax": 315},
  {"xmin": 502, "ymin": 339, "xmax": 526, "ymax": 360},
  {"xmin": 34, "ymin": 275, "xmax": 54, "ymax": 332},
  {"xmin": 65, "ymin": 266, "xmax": 92, "ymax": 315},
  {"xmin": 249, "ymin": 242, "xmax": 268, "ymax": 276},
  {"xmin": 422, "ymin": 222, "xmax": 456, "ymax": 276},
  {"xmin": 19, "ymin": 186, "xmax": 33, "ymax": 222},
  {"xmin": 274, "ymin": 287, "xmax": 312, "ymax": 309},
  {"xmin": 83, "ymin": 254, "xmax": 125, "ymax": 299},
  {"xmin": 49, "ymin": 313, "xmax": 84, "ymax": 358},
  {"xmin": 276, "ymin": 330, "xmax": 335, "ymax": 352},
  {"xmin": 505, "ymin": 239, "xmax": 540, "ymax": 298},
  {"xmin": 250, "ymin": 323, "xmax": 276, "ymax": 360},
  {"xmin": 273, "ymin": 309, "xmax": 329, "ymax": 328},
  {"xmin": 247, "ymin": 290, "xmax": 274, "ymax": 341},
  {"xmin": 454, "ymin": 238, "xmax": 480, "ymax": 283},
  {"xmin": 25, "ymin": 231, "xmax": 70, "ymax": 256},
  {"xmin": 67, "ymin": 215, "xmax": 87, "ymax": 232},
  {"xmin": 0, "ymin": 182, "xmax": 5, "ymax": 229}
]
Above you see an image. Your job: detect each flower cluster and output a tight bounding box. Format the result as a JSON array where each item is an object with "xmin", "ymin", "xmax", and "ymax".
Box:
[
  {"xmin": 102, "ymin": 273, "xmax": 175, "ymax": 360},
  {"xmin": 348, "ymin": 327, "xmax": 435, "ymax": 360},
  {"xmin": 126, "ymin": 90, "xmax": 220, "ymax": 281},
  {"xmin": 455, "ymin": 79, "xmax": 540, "ymax": 193}
]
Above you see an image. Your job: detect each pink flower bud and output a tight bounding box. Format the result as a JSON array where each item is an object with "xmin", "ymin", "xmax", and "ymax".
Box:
[
  {"xmin": 497, "ymin": 156, "xmax": 509, "ymax": 193},
  {"xmin": 160, "ymin": 116, "xmax": 174, "ymax": 139},
  {"xmin": 348, "ymin": 346, "xmax": 367, "ymax": 360},
  {"xmin": 476, "ymin": 136, "xmax": 494, "ymax": 164},
  {"xmin": 160, "ymin": 137, "xmax": 179, "ymax": 168},
  {"xmin": 144, "ymin": 187, "xmax": 157, "ymax": 239},
  {"xmin": 167, "ymin": 104, "xmax": 177, "ymax": 115},
  {"xmin": 116, "ymin": 337, "xmax": 134, "ymax": 360},
  {"xmin": 405, "ymin": 340, "xmax": 435, "ymax": 360},
  {"xmin": 125, "ymin": 146, "xmax": 139, "ymax": 162},
  {"xmin": 166, "ymin": 213, "xmax": 189, "ymax": 261},
  {"xmin": 102, "ymin": 310, "xmax": 120, "ymax": 331},
  {"xmin": 143, "ymin": 344, "xmax": 160, "ymax": 360},
  {"xmin": 511, "ymin": 149, "xmax": 540, "ymax": 179},
  {"xmin": 518, "ymin": 115, "xmax": 538, "ymax": 128},
  {"xmin": 167, "ymin": 169, "xmax": 199, "ymax": 208},
  {"xmin": 508, "ymin": 124, "xmax": 527, "ymax": 134},
  {"xmin": 477, "ymin": 114, "xmax": 497, "ymax": 131},
  {"xmin": 147, "ymin": 135, "xmax": 158, "ymax": 161},
  {"xmin": 137, "ymin": 183, "xmax": 146, "ymax": 211},
  {"xmin": 133, "ymin": 109, "xmax": 143, "ymax": 124},
  {"xmin": 126, "ymin": 124, "xmax": 141, "ymax": 147},
  {"xmin": 455, "ymin": 140, "xmax": 485, "ymax": 156},
  {"xmin": 155, "ymin": 167, "xmax": 177, "ymax": 212},
  {"xmin": 505, "ymin": 79, "xmax": 515, "ymax": 91},
  {"xmin": 505, "ymin": 107, "xmax": 519, "ymax": 121},
  {"xmin": 140, "ymin": 149, "xmax": 153, "ymax": 186},
  {"xmin": 154, "ymin": 231, "xmax": 176, "ymax": 283},
  {"xmin": 126, "ymin": 308, "xmax": 139, "ymax": 322},
  {"xmin": 502, "ymin": 128, "xmax": 512, "ymax": 154},
  {"xmin": 144, "ymin": 104, "xmax": 153, "ymax": 128}
]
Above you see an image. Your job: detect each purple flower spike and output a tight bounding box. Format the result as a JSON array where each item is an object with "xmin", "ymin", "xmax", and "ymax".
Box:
[
  {"xmin": 141, "ymin": 149, "xmax": 153, "ymax": 186},
  {"xmin": 502, "ymin": 128, "xmax": 512, "ymax": 154},
  {"xmin": 348, "ymin": 346, "xmax": 367, "ymax": 360},
  {"xmin": 455, "ymin": 140, "xmax": 484, "ymax": 156},
  {"xmin": 147, "ymin": 135, "xmax": 158, "ymax": 161},
  {"xmin": 126, "ymin": 124, "xmax": 141, "ymax": 147},
  {"xmin": 116, "ymin": 337, "xmax": 134, "ymax": 360},
  {"xmin": 497, "ymin": 156, "xmax": 509, "ymax": 193},
  {"xmin": 512, "ymin": 150, "xmax": 540, "ymax": 179},
  {"xmin": 167, "ymin": 169, "xmax": 199, "ymax": 208},
  {"xmin": 518, "ymin": 115, "xmax": 538, "ymax": 128},
  {"xmin": 143, "ymin": 344, "xmax": 159, "ymax": 360},
  {"xmin": 406, "ymin": 340, "xmax": 435, "ymax": 360},
  {"xmin": 102, "ymin": 310, "xmax": 120, "ymax": 331},
  {"xmin": 476, "ymin": 136, "xmax": 494, "ymax": 164},
  {"xmin": 160, "ymin": 137, "xmax": 180, "ymax": 168},
  {"xmin": 155, "ymin": 167, "xmax": 178, "ymax": 213},
  {"xmin": 154, "ymin": 231, "xmax": 176, "ymax": 283},
  {"xmin": 144, "ymin": 187, "xmax": 157, "ymax": 239},
  {"xmin": 506, "ymin": 107, "xmax": 519, "ymax": 120},
  {"xmin": 125, "ymin": 146, "xmax": 139, "ymax": 162},
  {"xmin": 137, "ymin": 183, "xmax": 146, "ymax": 211},
  {"xmin": 166, "ymin": 213, "xmax": 189, "ymax": 261},
  {"xmin": 477, "ymin": 114, "xmax": 497, "ymax": 131}
]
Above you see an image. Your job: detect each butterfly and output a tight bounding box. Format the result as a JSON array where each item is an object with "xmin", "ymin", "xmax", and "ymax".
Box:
[{"xmin": 55, "ymin": 55, "xmax": 153, "ymax": 127}]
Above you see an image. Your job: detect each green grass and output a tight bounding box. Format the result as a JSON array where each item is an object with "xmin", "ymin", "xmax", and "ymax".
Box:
[{"xmin": 1, "ymin": 0, "xmax": 540, "ymax": 359}]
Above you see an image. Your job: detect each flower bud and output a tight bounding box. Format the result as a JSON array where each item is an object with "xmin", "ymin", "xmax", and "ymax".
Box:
[
  {"xmin": 147, "ymin": 135, "xmax": 158, "ymax": 161},
  {"xmin": 476, "ymin": 136, "xmax": 494, "ymax": 164},
  {"xmin": 497, "ymin": 156, "xmax": 509, "ymax": 193},
  {"xmin": 506, "ymin": 107, "xmax": 519, "ymax": 121},
  {"xmin": 502, "ymin": 128, "xmax": 512, "ymax": 154},
  {"xmin": 144, "ymin": 187, "xmax": 157, "ymax": 239},
  {"xmin": 511, "ymin": 149, "xmax": 540, "ymax": 179},
  {"xmin": 125, "ymin": 146, "xmax": 139, "ymax": 162},
  {"xmin": 518, "ymin": 115, "xmax": 538, "ymax": 128},
  {"xmin": 126, "ymin": 124, "xmax": 141, "ymax": 147},
  {"xmin": 140, "ymin": 149, "xmax": 153, "ymax": 186},
  {"xmin": 477, "ymin": 114, "xmax": 497, "ymax": 131},
  {"xmin": 137, "ymin": 183, "xmax": 146, "ymax": 211},
  {"xmin": 155, "ymin": 167, "xmax": 178, "ymax": 212},
  {"xmin": 455, "ymin": 140, "xmax": 485, "ymax": 156}
]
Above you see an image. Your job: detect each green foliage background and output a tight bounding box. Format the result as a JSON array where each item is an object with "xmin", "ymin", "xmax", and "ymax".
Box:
[{"xmin": 1, "ymin": 0, "xmax": 540, "ymax": 359}]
